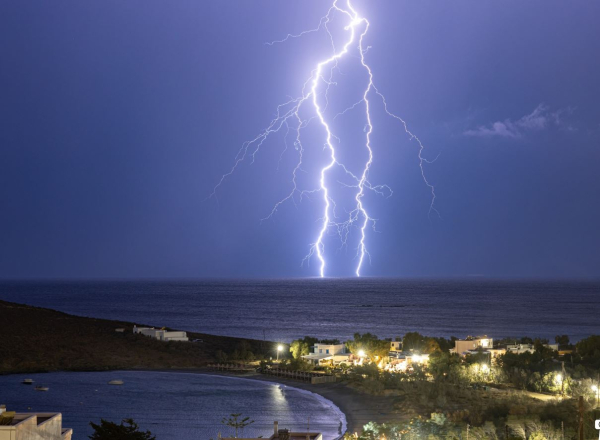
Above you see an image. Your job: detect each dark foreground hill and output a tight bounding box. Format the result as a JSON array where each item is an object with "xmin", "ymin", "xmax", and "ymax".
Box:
[{"xmin": 0, "ymin": 300, "xmax": 269, "ymax": 374}]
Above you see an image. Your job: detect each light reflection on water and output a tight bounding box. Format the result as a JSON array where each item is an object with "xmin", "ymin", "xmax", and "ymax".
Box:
[{"xmin": 0, "ymin": 371, "xmax": 345, "ymax": 440}]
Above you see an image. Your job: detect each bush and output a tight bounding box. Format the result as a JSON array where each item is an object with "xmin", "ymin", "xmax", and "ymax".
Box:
[{"xmin": 89, "ymin": 418, "xmax": 155, "ymax": 440}]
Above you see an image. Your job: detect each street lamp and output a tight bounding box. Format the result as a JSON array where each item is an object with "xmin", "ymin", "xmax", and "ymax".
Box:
[
  {"xmin": 277, "ymin": 344, "xmax": 283, "ymax": 361},
  {"xmin": 592, "ymin": 384, "xmax": 599, "ymax": 407},
  {"xmin": 555, "ymin": 373, "xmax": 564, "ymax": 395},
  {"xmin": 481, "ymin": 364, "xmax": 489, "ymax": 373},
  {"xmin": 358, "ymin": 350, "xmax": 366, "ymax": 358}
]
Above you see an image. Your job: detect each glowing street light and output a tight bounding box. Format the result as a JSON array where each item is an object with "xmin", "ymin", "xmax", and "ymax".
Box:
[
  {"xmin": 554, "ymin": 373, "xmax": 564, "ymax": 395},
  {"xmin": 592, "ymin": 384, "xmax": 599, "ymax": 407},
  {"xmin": 481, "ymin": 364, "xmax": 489, "ymax": 373},
  {"xmin": 357, "ymin": 350, "xmax": 366, "ymax": 358},
  {"xmin": 277, "ymin": 344, "xmax": 283, "ymax": 361}
]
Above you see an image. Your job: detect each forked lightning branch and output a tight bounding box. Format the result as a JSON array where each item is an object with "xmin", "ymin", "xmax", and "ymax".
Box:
[{"xmin": 210, "ymin": 0, "xmax": 437, "ymax": 277}]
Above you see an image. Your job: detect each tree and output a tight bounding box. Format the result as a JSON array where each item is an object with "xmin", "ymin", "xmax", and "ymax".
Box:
[
  {"xmin": 89, "ymin": 418, "xmax": 155, "ymax": 440},
  {"xmin": 555, "ymin": 335, "xmax": 570, "ymax": 346},
  {"xmin": 428, "ymin": 351, "xmax": 461, "ymax": 381},
  {"xmin": 402, "ymin": 332, "xmax": 441, "ymax": 354},
  {"xmin": 215, "ymin": 349, "xmax": 228, "ymax": 363},
  {"xmin": 289, "ymin": 336, "xmax": 318, "ymax": 359},
  {"xmin": 576, "ymin": 335, "xmax": 600, "ymax": 358},
  {"xmin": 345, "ymin": 333, "xmax": 390, "ymax": 363},
  {"xmin": 233, "ymin": 341, "xmax": 254, "ymax": 361},
  {"xmin": 221, "ymin": 413, "xmax": 255, "ymax": 438}
]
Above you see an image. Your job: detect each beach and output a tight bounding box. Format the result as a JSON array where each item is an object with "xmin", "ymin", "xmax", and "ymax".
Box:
[{"xmin": 175, "ymin": 369, "xmax": 404, "ymax": 435}]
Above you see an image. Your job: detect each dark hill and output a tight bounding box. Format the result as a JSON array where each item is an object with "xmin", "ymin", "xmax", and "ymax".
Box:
[{"xmin": 0, "ymin": 300, "xmax": 269, "ymax": 374}]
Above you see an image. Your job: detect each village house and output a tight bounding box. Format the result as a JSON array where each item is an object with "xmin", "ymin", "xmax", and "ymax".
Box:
[
  {"xmin": 506, "ymin": 343, "xmax": 559, "ymax": 354},
  {"xmin": 220, "ymin": 421, "xmax": 323, "ymax": 440},
  {"xmin": 302, "ymin": 342, "xmax": 350, "ymax": 366},
  {"xmin": 389, "ymin": 340, "xmax": 402, "ymax": 352},
  {"xmin": 450, "ymin": 336, "xmax": 493, "ymax": 356},
  {"xmin": 386, "ymin": 352, "xmax": 430, "ymax": 372},
  {"xmin": 133, "ymin": 325, "xmax": 189, "ymax": 342},
  {"xmin": 0, "ymin": 405, "xmax": 72, "ymax": 440}
]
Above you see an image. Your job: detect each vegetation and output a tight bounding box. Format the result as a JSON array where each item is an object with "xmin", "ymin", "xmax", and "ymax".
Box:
[
  {"xmin": 338, "ymin": 333, "xmax": 600, "ymax": 440},
  {"xmin": 221, "ymin": 413, "xmax": 254, "ymax": 438},
  {"xmin": 402, "ymin": 332, "xmax": 445, "ymax": 354},
  {"xmin": 89, "ymin": 418, "xmax": 155, "ymax": 440},
  {"xmin": 289, "ymin": 336, "xmax": 318, "ymax": 359},
  {"xmin": 345, "ymin": 333, "xmax": 390, "ymax": 363}
]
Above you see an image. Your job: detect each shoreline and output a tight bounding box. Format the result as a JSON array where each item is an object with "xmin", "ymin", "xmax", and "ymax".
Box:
[
  {"xmin": 174, "ymin": 371, "xmax": 348, "ymax": 438},
  {"xmin": 2, "ymin": 367, "xmax": 401, "ymax": 436},
  {"xmin": 138, "ymin": 368, "xmax": 403, "ymax": 435}
]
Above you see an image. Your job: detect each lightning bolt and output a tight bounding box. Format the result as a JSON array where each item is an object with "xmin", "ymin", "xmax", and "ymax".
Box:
[{"xmin": 209, "ymin": 0, "xmax": 437, "ymax": 278}]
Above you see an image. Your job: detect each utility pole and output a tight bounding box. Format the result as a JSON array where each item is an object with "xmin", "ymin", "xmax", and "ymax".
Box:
[
  {"xmin": 505, "ymin": 424, "xmax": 509, "ymax": 440},
  {"xmin": 467, "ymin": 424, "xmax": 470, "ymax": 440},
  {"xmin": 578, "ymin": 395, "xmax": 584, "ymax": 440},
  {"xmin": 561, "ymin": 361, "xmax": 566, "ymax": 396}
]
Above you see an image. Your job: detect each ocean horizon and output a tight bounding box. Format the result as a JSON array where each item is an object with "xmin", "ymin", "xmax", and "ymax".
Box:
[{"xmin": 1, "ymin": 278, "xmax": 598, "ymax": 343}]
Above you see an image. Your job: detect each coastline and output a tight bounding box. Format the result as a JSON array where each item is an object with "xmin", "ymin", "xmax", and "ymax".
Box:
[
  {"xmin": 3, "ymin": 366, "xmax": 400, "ymax": 436},
  {"xmin": 144, "ymin": 368, "xmax": 404, "ymax": 435},
  {"xmin": 173, "ymin": 371, "xmax": 348, "ymax": 439}
]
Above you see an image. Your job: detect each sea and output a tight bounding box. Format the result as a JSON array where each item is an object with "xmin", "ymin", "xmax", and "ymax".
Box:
[
  {"xmin": 0, "ymin": 371, "xmax": 346, "ymax": 439},
  {"xmin": 1, "ymin": 279, "xmax": 599, "ymax": 440},
  {"xmin": 0, "ymin": 278, "xmax": 598, "ymax": 342}
]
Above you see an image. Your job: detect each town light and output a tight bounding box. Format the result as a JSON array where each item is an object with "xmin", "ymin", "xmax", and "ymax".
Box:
[
  {"xmin": 358, "ymin": 350, "xmax": 366, "ymax": 358},
  {"xmin": 555, "ymin": 374, "xmax": 562, "ymax": 384},
  {"xmin": 593, "ymin": 385, "xmax": 598, "ymax": 392},
  {"xmin": 277, "ymin": 344, "xmax": 284, "ymax": 361},
  {"xmin": 481, "ymin": 364, "xmax": 489, "ymax": 372}
]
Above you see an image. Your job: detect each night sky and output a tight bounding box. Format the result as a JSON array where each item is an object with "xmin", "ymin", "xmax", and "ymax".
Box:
[{"xmin": 1, "ymin": 1, "xmax": 599, "ymax": 278}]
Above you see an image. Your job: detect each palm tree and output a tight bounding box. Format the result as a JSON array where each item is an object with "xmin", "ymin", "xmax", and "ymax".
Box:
[{"xmin": 221, "ymin": 413, "xmax": 255, "ymax": 438}]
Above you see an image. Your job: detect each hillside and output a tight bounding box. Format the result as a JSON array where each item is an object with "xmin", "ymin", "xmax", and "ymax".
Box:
[{"xmin": 0, "ymin": 300, "xmax": 269, "ymax": 374}]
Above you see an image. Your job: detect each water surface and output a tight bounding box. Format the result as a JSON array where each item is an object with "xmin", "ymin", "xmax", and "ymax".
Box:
[
  {"xmin": 0, "ymin": 279, "xmax": 598, "ymax": 342},
  {"xmin": 0, "ymin": 371, "xmax": 345, "ymax": 440}
]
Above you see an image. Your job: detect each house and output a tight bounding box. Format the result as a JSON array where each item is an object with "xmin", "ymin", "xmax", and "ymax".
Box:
[
  {"xmin": 302, "ymin": 343, "xmax": 350, "ymax": 366},
  {"xmin": 220, "ymin": 421, "xmax": 323, "ymax": 440},
  {"xmin": 506, "ymin": 343, "xmax": 559, "ymax": 354},
  {"xmin": 386, "ymin": 352, "xmax": 429, "ymax": 372},
  {"xmin": 390, "ymin": 340, "xmax": 402, "ymax": 352},
  {"xmin": 133, "ymin": 325, "xmax": 189, "ymax": 342},
  {"xmin": 450, "ymin": 336, "xmax": 493, "ymax": 356},
  {"xmin": 0, "ymin": 405, "xmax": 72, "ymax": 440}
]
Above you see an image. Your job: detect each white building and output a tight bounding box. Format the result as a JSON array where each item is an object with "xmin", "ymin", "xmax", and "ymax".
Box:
[
  {"xmin": 386, "ymin": 352, "xmax": 429, "ymax": 372},
  {"xmin": 506, "ymin": 343, "xmax": 559, "ymax": 354},
  {"xmin": 133, "ymin": 325, "xmax": 189, "ymax": 342},
  {"xmin": 0, "ymin": 406, "xmax": 72, "ymax": 440},
  {"xmin": 302, "ymin": 343, "xmax": 350, "ymax": 366},
  {"xmin": 450, "ymin": 336, "xmax": 493, "ymax": 356}
]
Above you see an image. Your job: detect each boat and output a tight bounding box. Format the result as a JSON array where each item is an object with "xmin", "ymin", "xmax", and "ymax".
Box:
[
  {"xmin": 34, "ymin": 385, "xmax": 49, "ymax": 391},
  {"xmin": 108, "ymin": 380, "xmax": 124, "ymax": 385},
  {"xmin": 22, "ymin": 379, "xmax": 34, "ymax": 385}
]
